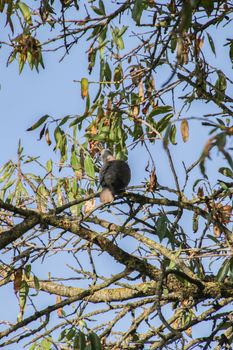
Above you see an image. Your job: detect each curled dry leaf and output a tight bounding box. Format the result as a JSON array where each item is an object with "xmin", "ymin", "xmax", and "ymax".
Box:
[
  {"xmin": 89, "ymin": 140, "xmax": 100, "ymax": 157},
  {"xmin": 197, "ymin": 187, "xmax": 204, "ymax": 198},
  {"xmin": 207, "ymin": 202, "xmax": 232, "ymax": 225},
  {"xmin": 45, "ymin": 128, "xmax": 52, "ymax": 146},
  {"xmin": 220, "ymin": 205, "xmax": 232, "ymax": 224},
  {"xmin": 195, "ymin": 36, "xmax": 204, "ymax": 56},
  {"xmin": 180, "ymin": 119, "xmax": 189, "ymax": 142},
  {"xmin": 148, "ymin": 168, "xmax": 157, "ymax": 192},
  {"xmin": 14, "ymin": 268, "xmax": 23, "ymax": 294},
  {"xmin": 84, "ymin": 198, "xmax": 96, "ymax": 214},
  {"xmin": 214, "ymin": 225, "xmax": 221, "ymax": 237}
]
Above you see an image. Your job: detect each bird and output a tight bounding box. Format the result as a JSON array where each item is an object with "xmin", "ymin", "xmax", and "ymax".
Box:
[{"xmin": 99, "ymin": 149, "xmax": 131, "ymax": 203}]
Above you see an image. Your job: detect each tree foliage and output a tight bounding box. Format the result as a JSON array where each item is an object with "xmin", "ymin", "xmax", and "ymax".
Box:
[{"xmin": 0, "ymin": 1, "xmax": 233, "ymax": 349}]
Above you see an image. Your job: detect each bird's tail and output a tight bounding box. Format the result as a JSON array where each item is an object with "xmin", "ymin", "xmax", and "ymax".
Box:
[{"xmin": 100, "ymin": 188, "xmax": 114, "ymax": 203}]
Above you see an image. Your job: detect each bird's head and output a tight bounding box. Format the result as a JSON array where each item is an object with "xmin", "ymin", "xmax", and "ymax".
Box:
[{"xmin": 101, "ymin": 149, "xmax": 115, "ymax": 163}]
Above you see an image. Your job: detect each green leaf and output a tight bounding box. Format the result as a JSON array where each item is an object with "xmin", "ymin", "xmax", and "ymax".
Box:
[
  {"xmin": 217, "ymin": 259, "xmax": 230, "ymax": 282},
  {"xmin": 18, "ymin": 53, "xmax": 26, "ymax": 74},
  {"xmin": 1, "ymin": 179, "xmax": 16, "ymax": 191},
  {"xmin": 156, "ymin": 113, "xmax": 173, "ymax": 133},
  {"xmin": 54, "ymin": 126, "xmax": 63, "ymax": 145},
  {"xmin": 132, "ymin": 0, "xmax": 144, "ymax": 25},
  {"xmin": 46, "ymin": 159, "xmax": 53, "ymax": 173},
  {"xmin": 59, "ymin": 115, "xmax": 70, "ymax": 126},
  {"xmin": 33, "ymin": 275, "xmax": 40, "ymax": 291},
  {"xmin": 207, "ymin": 32, "xmax": 216, "ymax": 56},
  {"xmin": 163, "ymin": 124, "xmax": 171, "ymax": 149},
  {"xmin": 84, "ymin": 155, "xmax": 95, "ymax": 179},
  {"xmin": 218, "ymin": 167, "xmax": 233, "ymax": 179},
  {"xmin": 74, "ymin": 331, "xmax": 86, "ymax": 350},
  {"xmin": 71, "ymin": 151, "xmax": 80, "ymax": 171},
  {"xmin": 19, "ymin": 280, "xmax": 29, "ymax": 319},
  {"xmin": 40, "ymin": 338, "xmax": 52, "ymax": 350},
  {"xmin": 200, "ymin": 0, "xmax": 214, "ymax": 16},
  {"xmin": 66, "ymin": 328, "xmax": 76, "ymax": 341},
  {"xmin": 69, "ymin": 115, "xmax": 87, "ymax": 127},
  {"xmin": 215, "ymin": 70, "xmax": 227, "ymax": 101},
  {"xmin": 113, "ymin": 64, "xmax": 123, "ymax": 88},
  {"xmin": 148, "ymin": 106, "xmax": 173, "ymax": 119},
  {"xmin": 18, "ymin": 2, "xmax": 32, "ymax": 24},
  {"xmin": 229, "ymin": 258, "xmax": 233, "ymax": 281},
  {"xmin": 180, "ymin": 0, "xmax": 192, "ymax": 31},
  {"xmin": 104, "ymin": 62, "xmax": 112, "ymax": 85},
  {"xmin": 206, "ymin": 234, "xmax": 219, "ymax": 243},
  {"xmin": 156, "ymin": 215, "xmax": 168, "ymax": 242},
  {"xmin": 229, "ymin": 41, "xmax": 233, "ymax": 63},
  {"xmin": 25, "ymin": 264, "xmax": 31, "ymax": 279},
  {"xmin": 99, "ymin": 0, "xmax": 106, "ymax": 15},
  {"xmin": 89, "ymin": 332, "xmax": 102, "ymax": 350},
  {"xmin": 27, "ymin": 115, "xmax": 50, "ymax": 131},
  {"xmin": 169, "ymin": 124, "xmax": 177, "ymax": 145},
  {"xmin": 91, "ymin": 5, "xmax": 105, "ymax": 16},
  {"xmin": 81, "ymin": 78, "xmax": 89, "ymax": 99}
]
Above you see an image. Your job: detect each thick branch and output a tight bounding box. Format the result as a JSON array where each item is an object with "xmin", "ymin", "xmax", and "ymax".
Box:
[{"xmin": 0, "ymin": 216, "xmax": 39, "ymax": 249}]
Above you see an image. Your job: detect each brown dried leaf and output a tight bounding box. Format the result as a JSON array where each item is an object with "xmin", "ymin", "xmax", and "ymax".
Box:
[
  {"xmin": 195, "ymin": 36, "xmax": 204, "ymax": 56},
  {"xmin": 219, "ymin": 205, "xmax": 232, "ymax": 224},
  {"xmin": 45, "ymin": 128, "xmax": 52, "ymax": 146},
  {"xmin": 180, "ymin": 119, "xmax": 189, "ymax": 142},
  {"xmin": 56, "ymin": 295, "xmax": 63, "ymax": 318},
  {"xmin": 197, "ymin": 187, "xmax": 204, "ymax": 198},
  {"xmin": 148, "ymin": 168, "xmax": 157, "ymax": 192},
  {"xmin": 89, "ymin": 140, "xmax": 100, "ymax": 157},
  {"xmin": 14, "ymin": 268, "xmax": 23, "ymax": 294},
  {"xmin": 209, "ymin": 202, "xmax": 232, "ymax": 224},
  {"xmin": 214, "ymin": 225, "xmax": 221, "ymax": 237}
]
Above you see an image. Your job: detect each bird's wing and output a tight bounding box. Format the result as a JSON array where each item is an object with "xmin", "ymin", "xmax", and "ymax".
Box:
[
  {"xmin": 100, "ymin": 160, "xmax": 131, "ymax": 193},
  {"xmin": 99, "ymin": 162, "xmax": 112, "ymax": 187}
]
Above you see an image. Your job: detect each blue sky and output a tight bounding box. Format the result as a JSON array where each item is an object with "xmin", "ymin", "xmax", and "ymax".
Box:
[{"xmin": 0, "ymin": 3, "xmax": 232, "ymax": 349}]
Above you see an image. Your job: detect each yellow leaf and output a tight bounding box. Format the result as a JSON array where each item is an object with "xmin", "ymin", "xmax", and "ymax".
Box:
[
  {"xmin": 180, "ymin": 119, "xmax": 189, "ymax": 142},
  {"xmin": 81, "ymin": 78, "xmax": 89, "ymax": 99},
  {"xmin": 185, "ymin": 327, "xmax": 192, "ymax": 338}
]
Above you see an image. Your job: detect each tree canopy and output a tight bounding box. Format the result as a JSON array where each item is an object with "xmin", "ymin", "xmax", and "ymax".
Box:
[{"xmin": 0, "ymin": 1, "xmax": 233, "ymax": 349}]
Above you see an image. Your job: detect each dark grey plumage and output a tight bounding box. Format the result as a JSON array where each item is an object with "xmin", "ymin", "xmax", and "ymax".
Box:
[{"xmin": 99, "ymin": 150, "xmax": 131, "ymax": 203}]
